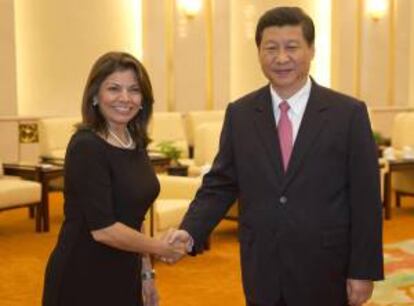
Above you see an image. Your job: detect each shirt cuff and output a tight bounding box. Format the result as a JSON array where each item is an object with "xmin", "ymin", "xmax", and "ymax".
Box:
[{"xmin": 186, "ymin": 234, "xmax": 194, "ymax": 253}]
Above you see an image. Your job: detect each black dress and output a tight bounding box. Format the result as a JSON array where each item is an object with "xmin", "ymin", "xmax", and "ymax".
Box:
[{"xmin": 42, "ymin": 129, "xmax": 160, "ymax": 306}]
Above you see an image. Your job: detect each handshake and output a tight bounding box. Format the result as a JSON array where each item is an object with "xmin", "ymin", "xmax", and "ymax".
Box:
[{"xmin": 156, "ymin": 229, "xmax": 192, "ymax": 264}]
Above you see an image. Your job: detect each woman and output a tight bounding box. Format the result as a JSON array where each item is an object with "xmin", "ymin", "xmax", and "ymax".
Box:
[{"xmin": 42, "ymin": 52, "xmax": 182, "ymax": 306}]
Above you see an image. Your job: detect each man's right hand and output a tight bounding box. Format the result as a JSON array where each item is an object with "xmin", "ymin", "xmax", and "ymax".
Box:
[{"xmin": 160, "ymin": 229, "xmax": 192, "ymax": 264}]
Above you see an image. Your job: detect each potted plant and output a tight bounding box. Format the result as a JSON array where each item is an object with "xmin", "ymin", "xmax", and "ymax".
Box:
[
  {"xmin": 156, "ymin": 141, "xmax": 188, "ymax": 176},
  {"xmin": 373, "ymin": 131, "xmax": 391, "ymax": 157}
]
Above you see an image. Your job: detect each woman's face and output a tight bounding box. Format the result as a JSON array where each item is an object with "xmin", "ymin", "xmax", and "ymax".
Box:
[{"xmin": 96, "ymin": 69, "xmax": 142, "ymax": 131}]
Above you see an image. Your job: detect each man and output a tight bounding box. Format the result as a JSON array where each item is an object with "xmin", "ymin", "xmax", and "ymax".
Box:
[{"xmin": 166, "ymin": 6, "xmax": 383, "ymax": 306}]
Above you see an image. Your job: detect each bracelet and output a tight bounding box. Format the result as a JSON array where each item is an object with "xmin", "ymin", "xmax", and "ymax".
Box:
[{"xmin": 141, "ymin": 269, "xmax": 156, "ymax": 281}]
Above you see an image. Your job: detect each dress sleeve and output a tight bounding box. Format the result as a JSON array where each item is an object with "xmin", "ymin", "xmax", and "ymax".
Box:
[{"xmin": 65, "ymin": 134, "xmax": 116, "ymax": 230}]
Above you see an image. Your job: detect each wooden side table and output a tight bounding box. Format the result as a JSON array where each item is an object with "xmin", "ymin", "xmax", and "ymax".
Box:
[
  {"xmin": 383, "ymin": 159, "xmax": 414, "ymax": 220},
  {"xmin": 3, "ymin": 163, "xmax": 64, "ymax": 232},
  {"xmin": 148, "ymin": 152, "xmax": 170, "ymax": 173}
]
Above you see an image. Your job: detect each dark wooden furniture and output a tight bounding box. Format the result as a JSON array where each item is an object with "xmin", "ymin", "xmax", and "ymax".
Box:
[
  {"xmin": 41, "ymin": 152, "xmax": 170, "ymax": 172},
  {"xmin": 3, "ymin": 163, "xmax": 64, "ymax": 232},
  {"xmin": 148, "ymin": 152, "xmax": 171, "ymax": 173},
  {"xmin": 383, "ymin": 159, "xmax": 414, "ymax": 220}
]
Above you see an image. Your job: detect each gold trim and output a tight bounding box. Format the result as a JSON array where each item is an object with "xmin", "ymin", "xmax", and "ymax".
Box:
[
  {"xmin": 205, "ymin": 0, "xmax": 213, "ymax": 110},
  {"xmin": 330, "ymin": 0, "xmax": 339, "ymax": 90},
  {"xmin": 165, "ymin": 0, "xmax": 175, "ymax": 111},
  {"xmin": 19, "ymin": 123, "xmax": 38, "ymax": 143},
  {"xmin": 387, "ymin": 0, "xmax": 395, "ymax": 106},
  {"xmin": 354, "ymin": 0, "xmax": 363, "ymax": 98},
  {"xmin": 141, "ymin": 0, "xmax": 147, "ymax": 62},
  {"xmin": 330, "ymin": 1, "xmax": 336, "ymax": 88}
]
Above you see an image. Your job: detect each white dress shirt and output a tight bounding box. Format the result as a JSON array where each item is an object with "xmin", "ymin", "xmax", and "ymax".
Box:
[{"xmin": 270, "ymin": 77, "xmax": 312, "ymax": 143}]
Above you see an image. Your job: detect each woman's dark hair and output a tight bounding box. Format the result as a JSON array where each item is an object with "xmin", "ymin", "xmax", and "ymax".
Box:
[
  {"xmin": 255, "ymin": 6, "xmax": 315, "ymax": 47},
  {"xmin": 80, "ymin": 51, "xmax": 154, "ymax": 149}
]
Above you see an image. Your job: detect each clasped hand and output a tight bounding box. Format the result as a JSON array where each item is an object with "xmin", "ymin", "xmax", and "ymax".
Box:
[{"xmin": 157, "ymin": 228, "xmax": 191, "ymax": 264}]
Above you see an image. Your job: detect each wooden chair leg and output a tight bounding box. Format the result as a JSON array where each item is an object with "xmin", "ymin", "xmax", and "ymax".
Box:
[
  {"xmin": 28, "ymin": 206, "xmax": 35, "ymax": 219},
  {"xmin": 396, "ymin": 192, "xmax": 402, "ymax": 208},
  {"xmin": 35, "ymin": 203, "xmax": 42, "ymax": 232}
]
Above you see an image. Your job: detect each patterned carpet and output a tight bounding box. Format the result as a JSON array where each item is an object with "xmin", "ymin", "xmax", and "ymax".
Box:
[{"xmin": 368, "ymin": 240, "xmax": 414, "ymax": 305}]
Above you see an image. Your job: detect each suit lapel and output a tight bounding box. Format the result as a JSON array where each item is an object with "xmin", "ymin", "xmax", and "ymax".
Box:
[
  {"xmin": 281, "ymin": 81, "xmax": 331, "ymax": 191},
  {"xmin": 252, "ymin": 86, "xmax": 285, "ymax": 180}
]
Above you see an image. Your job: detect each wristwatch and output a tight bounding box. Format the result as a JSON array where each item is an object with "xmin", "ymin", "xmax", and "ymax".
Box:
[{"xmin": 141, "ymin": 269, "xmax": 156, "ymax": 280}]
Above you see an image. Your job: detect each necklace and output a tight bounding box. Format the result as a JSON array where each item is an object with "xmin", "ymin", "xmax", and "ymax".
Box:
[{"xmin": 108, "ymin": 128, "xmax": 134, "ymax": 149}]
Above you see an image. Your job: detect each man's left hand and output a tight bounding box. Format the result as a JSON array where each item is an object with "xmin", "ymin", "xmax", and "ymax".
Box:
[{"xmin": 346, "ymin": 278, "xmax": 373, "ymax": 306}]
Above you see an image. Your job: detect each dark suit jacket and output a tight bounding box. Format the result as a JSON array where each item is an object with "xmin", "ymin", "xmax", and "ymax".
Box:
[{"xmin": 180, "ymin": 81, "xmax": 384, "ymax": 306}]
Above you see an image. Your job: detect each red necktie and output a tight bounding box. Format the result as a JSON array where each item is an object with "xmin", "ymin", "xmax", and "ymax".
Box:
[{"xmin": 278, "ymin": 101, "xmax": 293, "ymax": 171}]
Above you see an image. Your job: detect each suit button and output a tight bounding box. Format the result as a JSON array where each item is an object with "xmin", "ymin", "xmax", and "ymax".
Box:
[{"xmin": 279, "ymin": 196, "xmax": 287, "ymax": 205}]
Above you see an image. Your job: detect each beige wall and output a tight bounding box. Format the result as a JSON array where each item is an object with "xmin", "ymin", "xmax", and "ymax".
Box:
[
  {"xmin": 394, "ymin": 0, "xmax": 411, "ymax": 107},
  {"xmin": 174, "ymin": 3, "xmax": 207, "ymax": 111},
  {"xmin": 331, "ymin": 0, "xmax": 359, "ymax": 97},
  {"xmin": 142, "ymin": 0, "xmax": 168, "ymax": 111},
  {"xmin": 0, "ymin": 0, "xmax": 17, "ymax": 116},
  {"xmin": 360, "ymin": 2, "xmax": 391, "ymax": 106},
  {"xmin": 409, "ymin": 1, "xmax": 414, "ymax": 107},
  {"xmin": 212, "ymin": 0, "xmax": 230, "ymax": 110},
  {"xmin": 143, "ymin": 0, "xmax": 230, "ymax": 112},
  {"xmin": 1, "ymin": 1, "xmax": 414, "ymax": 117},
  {"xmin": 332, "ymin": 0, "xmax": 414, "ymax": 109},
  {"xmin": 143, "ymin": 0, "xmax": 209, "ymax": 112},
  {"xmin": 14, "ymin": 0, "xmax": 141, "ymax": 117},
  {"xmin": 0, "ymin": 120, "xmax": 18, "ymax": 161}
]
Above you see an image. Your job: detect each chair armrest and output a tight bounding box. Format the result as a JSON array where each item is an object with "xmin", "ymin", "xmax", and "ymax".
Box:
[{"xmin": 157, "ymin": 174, "xmax": 202, "ymax": 199}]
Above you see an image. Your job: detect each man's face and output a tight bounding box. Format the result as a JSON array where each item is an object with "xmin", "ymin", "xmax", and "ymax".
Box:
[{"xmin": 258, "ymin": 25, "xmax": 314, "ymax": 99}]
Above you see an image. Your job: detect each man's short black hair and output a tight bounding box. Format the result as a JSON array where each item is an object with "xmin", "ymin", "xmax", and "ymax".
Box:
[{"xmin": 255, "ymin": 6, "xmax": 315, "ymax": 47}]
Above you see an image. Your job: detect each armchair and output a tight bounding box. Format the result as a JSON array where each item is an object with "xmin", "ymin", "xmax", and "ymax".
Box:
[
  {"xmin": 148, "ymin": 112, "xmax": 190, "ymax": 159},
  {"xmin": 188, "ymin": 122, "xmax": 222, "ymax": 176},
  {"xmin": 183, "ymin": 110, "xmax": 224, "ymax": 157},
  {"xmin": 189, "ymin": 122, "xmax": 239, "ymax": 220},
  {"xmin": 390, "ymin": 112, "xmax": 414, "ymax": 206},
  {"xmin": 0, "ymin": 158, "xmax": 42, "ymax": 231},
  {"xmin": 38, "ymin": 116, "xmax": 79, "ymax": 190},
  {"xmin": 148, "ymin": 174, "xmax": 202, "ymax": 238},
  {"xmin": 38, "ymin": 116, "xmax": 80, "ymax": 162}
]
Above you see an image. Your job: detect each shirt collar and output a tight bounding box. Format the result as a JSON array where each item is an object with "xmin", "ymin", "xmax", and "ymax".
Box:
[{"xmin": 270, "ymin": 77, "xmax": 312, "ymax": 115}]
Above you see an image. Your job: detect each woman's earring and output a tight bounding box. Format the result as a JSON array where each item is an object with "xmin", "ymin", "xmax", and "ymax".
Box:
[{"xmin": 92, "ymin": 97, "xmax": 99, "ymax": 106}]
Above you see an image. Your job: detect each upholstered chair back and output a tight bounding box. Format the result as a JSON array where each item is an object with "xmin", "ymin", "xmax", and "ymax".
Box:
[
  {"xmin": 148, "ymin": 112, "xmax": 189, "ymax": 158},
  {"xmin": 193, "ymin": 122, "xmax": 222, "ymax": 167},
  {"xmin": 184, "ymin": 110, "xmax": 224, "ymax": 147},
  {"xmin": 0, "ymin": 154, "xmax": 42, "ymax": 231},
  {"xmin": 391, "ymin": 113, "xmax": 414, "ymax": 150},
  {"xmin": 391, "ymin": 112, "xmax": 414, "ymax": 200},
  {"xmin": 149, "ymin": 174, "xmax": 202, "ymax": 237},
  {"xmin": 38, "ymin": 116, "xmax": 80, "ymax": 160},
  {"xmin": 0, "ymin": 156, "xmax": 3, "ymax": 177}
]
